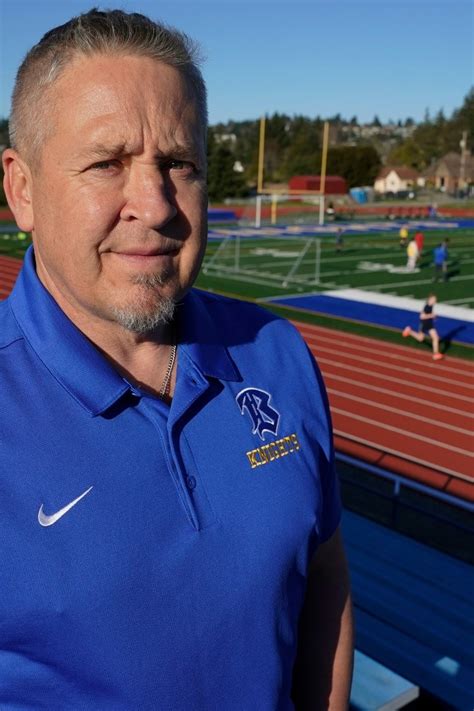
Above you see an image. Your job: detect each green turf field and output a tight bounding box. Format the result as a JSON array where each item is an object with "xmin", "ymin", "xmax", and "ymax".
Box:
[
  {"xmin": 2, "ymin": 225, "xmax": 473, "ymax": 359},
  {"xmin": 198, "ymin": 228, "xmax": 474, "ymax": 304}
]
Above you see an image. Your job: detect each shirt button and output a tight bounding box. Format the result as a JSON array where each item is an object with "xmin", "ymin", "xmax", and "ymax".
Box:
[{"xmin": 186, "ymin": 476, "xmax": 197, "ymax": 490}]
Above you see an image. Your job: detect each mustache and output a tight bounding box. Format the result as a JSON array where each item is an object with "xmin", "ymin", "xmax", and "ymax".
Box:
[
  {"xmin": 103, "ymin": 236, "xmax": 183, "ymax": 255},
  {"xmin": 131, "ymin": 271, "xmax": 171, "ymax": 287}
]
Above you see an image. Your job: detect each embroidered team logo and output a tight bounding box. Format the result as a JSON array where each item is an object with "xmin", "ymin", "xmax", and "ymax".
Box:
[{"xmin": 236, "ymin": 387, "xmax": 280, "ymax": 441}]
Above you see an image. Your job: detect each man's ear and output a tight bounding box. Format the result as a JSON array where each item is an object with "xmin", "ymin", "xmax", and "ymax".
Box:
[{"xmin": 2, "ymin": 148, "xmax": 34, "ymax": 232}]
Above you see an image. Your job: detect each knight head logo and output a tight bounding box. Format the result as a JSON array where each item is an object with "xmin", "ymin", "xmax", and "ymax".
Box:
[{"xmin": 236, "ymin": 387, "xmax": 280, "ymax": 441}]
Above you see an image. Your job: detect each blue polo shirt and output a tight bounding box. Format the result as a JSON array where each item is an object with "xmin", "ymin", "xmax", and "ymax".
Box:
[{"xmin": 0, "ymin": 247, "xmax": 341, "ymax": 710}]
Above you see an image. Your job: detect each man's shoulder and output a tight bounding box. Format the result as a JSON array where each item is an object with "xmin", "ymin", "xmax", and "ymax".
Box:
[
  {"xmin": 189, "ymin": 288, "xmax": 299, "ymax": 339},
  {"xmin": 0, "ymin": 297, "xmax": 23, "ymax": 350}
]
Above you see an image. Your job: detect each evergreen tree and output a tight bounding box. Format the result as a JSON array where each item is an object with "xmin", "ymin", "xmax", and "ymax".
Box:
[{"xmin": 207, "ymin": 130, "xmax": 248, "ymax": 201}]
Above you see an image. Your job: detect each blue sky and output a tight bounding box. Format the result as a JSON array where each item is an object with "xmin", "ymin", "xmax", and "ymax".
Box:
[{"xmin": 0, "ymin": 0, "xmax": 472, "ymax": 126}]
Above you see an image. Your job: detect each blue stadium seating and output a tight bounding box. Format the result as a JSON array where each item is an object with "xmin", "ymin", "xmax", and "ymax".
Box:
[
  {"xmin": 351, "ymin": 650, "xmax": 419, "ymax": 710},
  {"xmin": 343, "ymin": 510, "xmax": 474, "ymax": 710}
]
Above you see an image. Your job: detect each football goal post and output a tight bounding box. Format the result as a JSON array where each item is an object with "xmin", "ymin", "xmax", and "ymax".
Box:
[{"xmin": 254, "ymin": 117, "xmax": 329, "ymax": 228}]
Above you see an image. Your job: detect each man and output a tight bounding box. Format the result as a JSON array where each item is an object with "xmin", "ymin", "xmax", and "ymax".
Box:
[
  {"xmin": 399, "ymin": 225, "xmax": 408, "ymax": 248},
  {"xmin": 406, "ymin": 235, "xmax": 419, "ymax": 271},
  {"xmin": 433, "ymin": 239, "xmax": 449, "ymax": 282},
  {"xmin": 414, "ymin": 229, "xmax": 424, "ymax": 262},
  {"xmin": 402, "ymin": 293, "xmax": 444, "ymax": 360},
  {"xmin": 1, "ymin": 10, "xmax": 353, "ymax": 709}
]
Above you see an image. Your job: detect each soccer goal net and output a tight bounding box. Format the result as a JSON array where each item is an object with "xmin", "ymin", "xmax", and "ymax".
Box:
[{"xmin": 202, "ymin": 232, "xmax": 322, "ymax": 290}]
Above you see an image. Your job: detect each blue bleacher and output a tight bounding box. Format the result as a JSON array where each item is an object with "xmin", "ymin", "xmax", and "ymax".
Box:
[
  {"xmin": 343, "ymin": 510, "xmax": 474, "ymax": 710},
  {"xmin": 351, "ymin": 650, "xmax": 419, "ymax": 710}
]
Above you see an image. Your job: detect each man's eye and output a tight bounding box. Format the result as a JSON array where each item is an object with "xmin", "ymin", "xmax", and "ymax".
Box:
[
  {"xmin": 90, "ymin": 160, "xmax": 118, "ymax": 171},
  {"xmin": 165, "ymin": 160, "xmax": 194, "ymax": 172}
]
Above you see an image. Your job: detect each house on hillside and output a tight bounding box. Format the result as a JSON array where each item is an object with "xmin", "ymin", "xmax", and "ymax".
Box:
[
  {"xmin": 374, "ymin": 166, "xmax": 420, "ymax": 194},
  {"xmin": 423, "ymin": 152, "xmax": 474, "ymax": 194}
]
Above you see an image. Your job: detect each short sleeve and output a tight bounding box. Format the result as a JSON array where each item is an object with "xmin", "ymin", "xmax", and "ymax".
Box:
[{"xmin": 305, "ymin": 343, "xmax": 342, "ymax": 543}]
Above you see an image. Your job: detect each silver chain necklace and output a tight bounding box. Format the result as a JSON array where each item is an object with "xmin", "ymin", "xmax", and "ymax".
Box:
[{"xmin": 159, "ymin": 343, "xmax": 177, "ymax": 399}]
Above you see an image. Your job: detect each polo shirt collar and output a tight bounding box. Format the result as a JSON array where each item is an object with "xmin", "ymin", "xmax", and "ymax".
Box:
[
  {"xmin": 178, "ymin": 289, "xmax": 240, "ymax": 383},
  {"xmin": 9, "ymin": 247, "xmax": 129, "ymax": 416},
  {"xmin": 9, "ymin": 248, "xmax": 239, "ymax": 416}
]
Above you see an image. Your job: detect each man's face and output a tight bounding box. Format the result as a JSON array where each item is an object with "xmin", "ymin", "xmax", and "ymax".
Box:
[{"xmin": 27, "ymin": 54, "xmax": 207, "ymax": 333}]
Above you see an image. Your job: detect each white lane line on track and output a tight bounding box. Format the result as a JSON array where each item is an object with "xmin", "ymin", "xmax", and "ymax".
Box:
[
  {"xmin": 310, "ymin": 345, "xmax": 474, "ymax": 391},
  {"xmin": 302, "ymin": 334, "xmax": 474, "ymax": 382},
  {"xmin": 294, "ymin": 319, "xmax": 472, "ymax": 354},
  {"xmin": 316, "ymin": 356, "xmax": 474, "ymax": 403},
  {"xmin": 296, "ymin": 326, "xmax": 474, "ymax": 377},
  {"xmin": 331, "ymin": 408, "xmax": 473, "ymax": 458},
  {"xmin": 328, "ymin": 388, "xmax": 473, "ymax": 436},
  {"xmin": 324, "ymin": 372, "xmax": 474, "ymax": 419},
  {"xmin": 333, "ymin": 430, "xmax": 473, "ymax": 483}
]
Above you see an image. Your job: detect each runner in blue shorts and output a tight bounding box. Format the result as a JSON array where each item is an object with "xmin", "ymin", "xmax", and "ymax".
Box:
[{"xmin": 402, "ymin": 293, "xmax": 443, "ymax": 360}]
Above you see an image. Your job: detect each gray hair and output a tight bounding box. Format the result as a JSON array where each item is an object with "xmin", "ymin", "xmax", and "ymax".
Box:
[{"xmin": 9, "ymin": 8, "xmax": 207, "ymax": 164}]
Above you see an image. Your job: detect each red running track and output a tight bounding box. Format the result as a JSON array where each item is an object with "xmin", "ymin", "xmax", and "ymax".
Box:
[
  {"xmin": 2, "ymin": 255, "xmax": 473, "ymax": 503},
  {"xmin": 294, "ymin": 321, "xmax": 474, "ymax": 504}
]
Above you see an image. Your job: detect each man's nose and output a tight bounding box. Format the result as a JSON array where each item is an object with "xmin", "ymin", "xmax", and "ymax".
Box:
[{"xmin": 120, "ymin": 165, "xmax": 177, "ymax": 228}]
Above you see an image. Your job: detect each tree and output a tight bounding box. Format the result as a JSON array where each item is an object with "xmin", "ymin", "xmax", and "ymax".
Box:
[
  {"xmin": 0, "ymin": 117, "xmax": 9, "ymax": 147},
  {"xmin": 282, "ymin": 116, "xmax": 322, "ymax": 177},
  {"xmin": 207, "ymin": 131, "xmax": 248, "ymax": 201},
  {"xmin": 314, "ymin": 145, "xmax": 381, "ymax": 187},
  {"xmin": 388, "ymin": 138, "xmax": 425, "ymax": 171},
  {"xmin": 0, "ymin": 165, "xmax": 6, "ymax": 206},
  {"xmin": 388, "ymin": 90, "xmax": 474, "ymax": 170}
]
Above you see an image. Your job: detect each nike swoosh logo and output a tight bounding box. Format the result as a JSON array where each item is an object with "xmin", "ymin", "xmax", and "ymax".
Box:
[{"xmin": 38, "ymin": 486, "xmax": 94, "ymax": 527}]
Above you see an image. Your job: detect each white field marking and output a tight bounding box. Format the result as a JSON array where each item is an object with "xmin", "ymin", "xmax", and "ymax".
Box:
[
  {"xmin": 325, "ymin": 372, "xmax": 473, "ymax": 419},
  {"xmin": 250, "ymin": 248, "xmax": 302, "ymax": 258},
  {"xmin": 363, "ymin": 273, "xmax": 474, "ymax": 291},
  {"xmin": 201, "ymin": 268, "xmax": 332, "ymax": 291},
  {"xmin": 328, "ymin": 388, "xmax": 473, "ymax": 435},
  {"xmin": 300, "ymin": 328, "xmax": 474, "ymax": 378},
  {"xmin": 315, "ymin": 355, "xmax": 474, "ymax": 402},
  {"xmin": 204, "ymin": 271, "xmax": 291, "ymax": 290},
  {"xmin": 262, "ymin": 285, "xmax": 474, "ymax": 319},
  {"xmin": 319, "ymin": 288, "xmax": 474, "ymax": 321},
  {"xmin": 315, "ymin": 250, "xmax": 416, "ymax": 264},
  {"xmin": 332, "ymin": 429, "xmax": 472, "ymax": 483},
  {"xmin": 331, "ymin": 408, "xmax": 473, "ymax": 458},
  {"xmin": 308, "ymin": 344, "xmax": 474, "ymax": 390},
  {"xmin": 257, "ymin": 289, "xmax": 323, "ymax": 302},
  {"xmin": 446, "ymin": 296, "xmax": 474, "ymax": 305}
]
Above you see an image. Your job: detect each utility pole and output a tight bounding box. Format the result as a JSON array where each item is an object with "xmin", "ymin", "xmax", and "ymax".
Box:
[{"xmin": 459, "ymin": 130, "xmax": 468, "ymax": 191}]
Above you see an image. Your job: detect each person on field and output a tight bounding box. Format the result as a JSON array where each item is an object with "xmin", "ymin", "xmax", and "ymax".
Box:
[
  {"xmin": 433, "ymin": 239, "xmax": 449, "ymax": 282},
  {"xmin": 414, "ymin": 230, "xmax": 424, "ymax": 262},
  {"xmin": 399, "ymin": 225, "xmax": 408, "ymax": 247},
  {"xmin": 403, "ymin": 293, "xmax": 444, "ymax": 360},
  {"xmin": 0, "ymin": 9, "xmax": 353, "ymax": 709},
  {"xmin": 335, "ymin": 227, "xmax": 344, "ymax": 252},
  {"xmin": 406, "ymin": 236, "xmax": 419, "ymax": 271}
]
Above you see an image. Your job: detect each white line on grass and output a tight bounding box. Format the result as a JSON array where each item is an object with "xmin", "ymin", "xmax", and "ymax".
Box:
[{"xmin": 363, "ymin": 273, "xmax": 474, "ymax": 291}]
